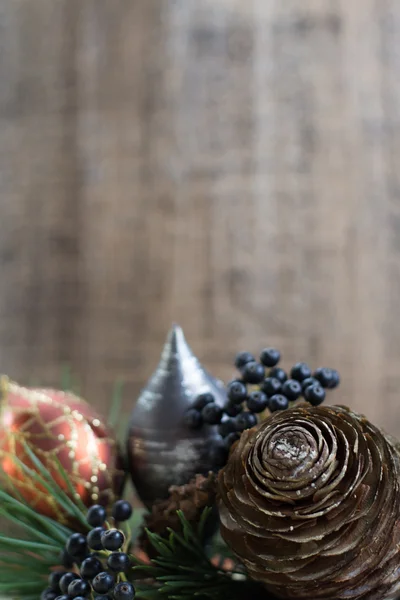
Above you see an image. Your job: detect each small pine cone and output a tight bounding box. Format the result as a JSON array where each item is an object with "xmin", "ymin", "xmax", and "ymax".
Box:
[
  {"xmin": 218, "ymin": 404, "xmax": 400, "ymax": 600},
  {"xmin": 140, "ymin": 472, "xmax": 217, "ymax": 553}
]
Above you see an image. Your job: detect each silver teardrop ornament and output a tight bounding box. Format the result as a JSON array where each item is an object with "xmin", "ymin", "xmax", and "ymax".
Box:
[{"xmin": 126, "ymin": 324, "xmax": 226, "ymax": 507}]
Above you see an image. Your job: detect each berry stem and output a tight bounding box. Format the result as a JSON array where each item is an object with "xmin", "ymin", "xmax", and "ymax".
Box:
[{"xmin": 124, "ymin": 522, "xmax": 132, "ymax": 551}]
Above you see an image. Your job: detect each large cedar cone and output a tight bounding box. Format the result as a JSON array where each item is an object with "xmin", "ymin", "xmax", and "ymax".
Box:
[
  {"xmin": 140, "ymin": 472, "xmax": 218, "ymax": 555},
  {"xmin": 218, "ymin": 404, "xmax": 400, "ymax": 600}
]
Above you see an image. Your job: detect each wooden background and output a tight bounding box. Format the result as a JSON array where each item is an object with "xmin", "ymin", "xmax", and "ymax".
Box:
[{"xmin": 0, "ymin": 0, "xmax": 400, "ymax": 434}]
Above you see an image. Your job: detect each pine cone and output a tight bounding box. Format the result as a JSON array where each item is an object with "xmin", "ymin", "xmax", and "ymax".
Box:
[
  {"xmin": 218, "ymin": 404, "xmax": 400, "ymax": 600},
  {"xmin": 140, "ymin": 472, "xmax": 217, "ymax": 554}
]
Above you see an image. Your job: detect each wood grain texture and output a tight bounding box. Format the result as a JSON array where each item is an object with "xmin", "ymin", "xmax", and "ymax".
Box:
[{"xmin": 0, "ymin": 0, "xmax": 400, "ymax": 432}]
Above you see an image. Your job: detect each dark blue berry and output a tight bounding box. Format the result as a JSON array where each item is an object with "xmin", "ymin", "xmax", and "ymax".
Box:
[
  {"xmin": 290, "ymin": 362, "xmax": 312, "ymax": 382},
  {"xmin": 107, "ymin": 552, "xmax": 131, "ymax": 573},
  {"xmin": 66, "ymin": 533, "xmax": 87, "ymax": 558},
  {"xmin": 93, "ymin": 596, "xmax": 112, "ymax": 600},
  {"xmin": 261, "ymin": 377, "xmax": 281, "ymax": 396},
  {"xmin": 224, "ymin": 401, "xmax": 243, "ymax": 417},
  {"xmin": 80, "ymin": 555, "xmax": 103, "ymax": 579},
  {"xmin": 225, "ymin": 432, "xmax": 240, "ymax": 448},
  {"xmin": 260, "ymin": 348, "xmax": 281, "ymax": 367},
  {"xmin": 234, "ymin": 351, "xmax": 255, "ymax": 370},
  {"xmin": 241, "ymin": 361, "xmax": 265, "ymax": 384},
  {"xmin": 269, "ymin": 394, "xmax": 289, "ymax": 412},
  {"xmin": 54, "ymin": 595, "xmax": 70, "ymax": 600},
  {"xmin": 269, "ymin": 367, "xmax": 288, "ymax": 383},
  {"xmin": 314, "ymin": 368, "xmax": 335, "ymax": 388},
  {"xmin": 208, "ymin": 439, "xmax": 229, "ymax": 468},
  {"xmin": 113, "ymin": 582, "xmax": 136, "ymax": 600},
  {"xmin": 87, "ymin": 526, "xmax": 105, "ymax": 551},
  {"xmin": 112, "ymin": 500, "xmax": 133, "ymax": 522},
  {"xmin": 101, "ymin": 529, "xmax": 124, "ymax": 551},
  {"xmin": 92, "ymin": 571, "xmax": 115, "ymax": 594},
  {"xmin": 59, "ymin": 572, "xmax": 80, "ymax": 594},
  {"xmin": 87, "ymin": 504, "xmax": 106, "ymax": 527},
  {"xmin": 218, "ymin": 418, "xmax": 237, "ymax": 437},
  {"xmin": 235, "ymin": 412, "xmax": 258, "ymax": 431},
  {"xmin": 184, "ymin": 408, "xmax": 203, "ymax": 429},
  {"xmin": 227, "ymin": 380, "xmax": 247, "ymax": 404},
  {"xmin": 48, "ymin": 571, "xmax": 64, "ymax": 591},
  {"xmin": 328, "ymin": 369, "xmax": 340, "ymax": 389},
  {"xmin": 246, "ymin": 391, "xmax": 269, "ymax": 413},
  {"xmin": 192, "ymin": 392, "xmax": 215, "ymax": 410},
  {"xmin": 305, "ymin": 384, "xmax": 326, "ymax": 406},
  {"xmin": 281, "ymin": 379, "xmax": 302, "ymax": 401},
  {"xmin": 301, "ymin": 377, "xmax": 319, "ymax": 391},
  {"xmin": 68, "ymin": 578, "xmax": 90, "ymax": 597},
  {"xmin": 41, "ymin": 590, "xmax": 58, "ymax": 600},
  {"xmin": 60, "ymin": 548, "xmax": 74, "ymax": 568},
  {"xmin": 202, "ymin": 403, "xmax": 223, "ymax": 425}
]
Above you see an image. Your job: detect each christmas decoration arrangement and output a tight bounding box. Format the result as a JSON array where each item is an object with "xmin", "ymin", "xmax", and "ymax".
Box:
[{"xmin": 1, "ymin": 323, "xmax": 398, "ymax": 600}]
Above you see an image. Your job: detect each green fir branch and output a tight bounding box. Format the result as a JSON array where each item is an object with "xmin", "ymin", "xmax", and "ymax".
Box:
[
  {"xmin": 2, "ymin": 483, "xmax": 85, "ymax": 599},
  {"xmin": 0, "ymin": 452, "xmax": 88, "ymax": 599},
  {"xmin": 0, "ymin": 376, "xmax": 127, "ymax": 599},
  {"xmin": 128, "ymin": 509, "xmax": 269, "ymax": 600},
  {"xmin": 0, "ymin": 373, "xmax": 272, "ymax": 600},
  {"xmin": 0, "ymin": 469, "xmax": 270, "ymax": 600}
]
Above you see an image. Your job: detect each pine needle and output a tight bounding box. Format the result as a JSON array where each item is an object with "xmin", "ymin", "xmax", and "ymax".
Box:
[{"xmin": 108, "ymin": 378, "xmax": 124, "ymax": 430}]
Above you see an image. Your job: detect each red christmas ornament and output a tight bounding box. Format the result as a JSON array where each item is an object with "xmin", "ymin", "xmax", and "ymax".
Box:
[{"xmin": 0, "ymin": 376, "xmax": 125, "ymax": 525}]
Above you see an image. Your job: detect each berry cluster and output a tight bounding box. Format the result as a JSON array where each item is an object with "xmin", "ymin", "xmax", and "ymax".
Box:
[
  {"xmin": 184, "ymin": 347, "xmax": 340, "ymax": 469},
  {"xmin": 41, "ymin": 501, "xmax": 135, "ymax": 600}
]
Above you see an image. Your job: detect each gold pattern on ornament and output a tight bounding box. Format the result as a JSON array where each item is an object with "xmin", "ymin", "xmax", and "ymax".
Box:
[{"xmin": 0, "ymin": 379, "xmax": 124, "ymax": 524}]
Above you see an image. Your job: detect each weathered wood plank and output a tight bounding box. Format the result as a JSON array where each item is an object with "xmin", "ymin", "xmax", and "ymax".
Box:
[{"xmin": 0, "ymin": 0, "xmax": 399, "ymax": 433}]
